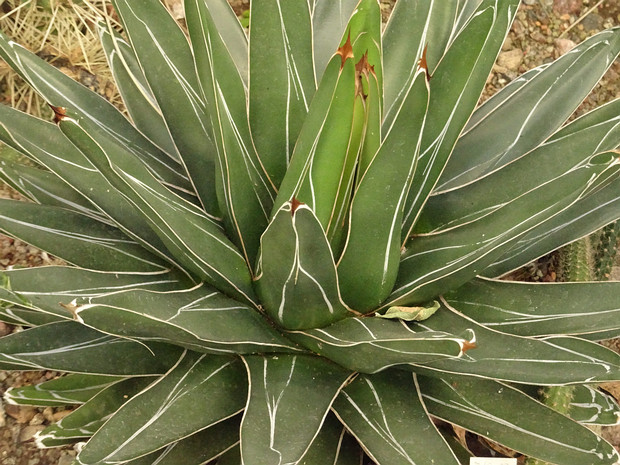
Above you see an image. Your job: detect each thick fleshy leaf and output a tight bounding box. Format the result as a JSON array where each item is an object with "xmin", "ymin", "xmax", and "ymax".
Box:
[
  {"xmin": 248, "ymin": 0, "xmax": 315, "ymax": 188},
  {"xmin": 0, "ymin": 266, "xmax": 189, "ymax": 325},
  {"xmin": 299, "ymin": 413, "xmax": 363, "ymax": 465},
  {"xmin": 255, "ymin": 201, "xmax": 352, "ymax": 330},
  {"xmin": 417, "ymin": 97, "xmax": 620, "ymax": 234},
  {"xmin": 36, "ymin": 377, "xmax": 153, "ymax": 448},
  {"xmin": 333, "ymin": 370, "xmax": 460, "ymax": 465},
  {"xmin": 186, "ymin": 0, "xmax": 276, "ymax": 267},
  {"xmin": 438, "ymin": 27, "xmax": 620, "ymax": 190},
  {"xmin": 0, "ymin": 199, "xmax": 167, "ymax": 272},
  {"xmin": 0, "ymin": 150, "xmax": 103, "ymax": 219},
  {"xmin": 382, "ymin": 0, "xmax": 458, "ymax": 130},
  {"xmin": 71, "ymin": 283, "xmax": 300, "ymax": 354},
  {"xmin": 111, "ymin": 0, "xmax": 219, "ymax": 214},
  {"xmin": 388, "ymin": 151, "xmax": 617, "ymax": 306},
  {"xmin": 445, "ymin": 278, "xmax": 620, "ymax": 338},
  {"xmin": 125, "ymin": 415, "xmax": 241, "ymax": 465},
  {"xmin": 0, "ymin": 321, "xmax": 182, "ymax": 375},
  {"xmin": 568, "ymin": 385, "xmax": 620, "ymax": 426},
  {"xmin": 193, "ymin": 0, "xmax": 248, "ymax": 84},
  {"xmin": 418, "ymin": 376, "xmax": 620, "ymax": 465},
  {"xmin": 98, "ymin": 26, "xmax": 178, "ymax": 157},
  {"xmin": 4, "ymin": 374, "xmax": 123, "ymax": 407},
  {"xmin": 484, "ymin": 175, "xmax": 620, "ymax": 277},
  {"xmin": 58, "ymin": 116, "xmax": 256, "ymax": 305},
  {"xmin": 401, "ymin": 0, "xmax": 519, "ymax": 239},
  {"xmin": 287, "ymin": 316, "xmax": 472, "ymax": 374},
  {"xmin": 337, "ymin": 65, "xmax": 429, "ymax": 312},
  {"xmin": 76, "ymin": 351, "xmax": 246, "ymax": 465},
  {"xmin": 273, "ymin": 37, "xmax": 357, "ymax": 232},
  {"xmin": 410, "ymin": 301, "xmax": 620, "ymax": 385},
  {"xmin": 0, "ymin": 31, "xmax": 191, "ymax": 195},
  {"xmin": 0, "ymin": 104, "xmax": 178, "ymax": 262},
  {"xmin": 240, "ymin": 354, "xmax": 352, "ymax": 465},
  {"xmin": 311, "ymin": 0, "xmax": 359, "ymax": 82}
]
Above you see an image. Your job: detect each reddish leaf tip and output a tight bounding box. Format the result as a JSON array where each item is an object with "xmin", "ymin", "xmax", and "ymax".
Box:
[
  {"xmin": 337, "ymin": 32, "xmax": 354, "ymax": 69},
  {"xmin": 290, "ymin": 197, "xmax": 303, "ymax": 215},
  {"xmin": 50, "ymin": 105, "xmax": 67, "ymax": 124},
  {"xmin": 418, "ymin": 44, "xmax": 431, "ymax": 80}
]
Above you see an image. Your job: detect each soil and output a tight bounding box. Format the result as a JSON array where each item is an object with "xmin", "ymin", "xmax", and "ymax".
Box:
[{"xmin": 0, "ymin": 1, "xmax": 619, "ymax": 464}]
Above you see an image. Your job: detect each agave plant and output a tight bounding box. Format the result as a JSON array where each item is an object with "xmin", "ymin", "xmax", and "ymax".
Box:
[{"xmin": 0, "ymin": 0, "xmax": 619, "ymax": 464}]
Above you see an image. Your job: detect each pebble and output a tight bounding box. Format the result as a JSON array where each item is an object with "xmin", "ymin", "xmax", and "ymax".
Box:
[
  {"xmin": 553, "ymin": 0, "xmax": 582, "ymax": 15},
  {"xmin": 497, "ymin": 49, "xmax": 524, "ymax": 71},
  {"xmin": 582, "ymin": 13, "xmax": 603, "ymax": 32},
  {"xmin": 554, "ymin": 38, "xmax": 576, "ymax": 56},
  {"xmin": 18, "ymin": 424, "xmax": 45, "ymax": 443},
  {"xmin": 5, "ymin": 404, "xmax": 36, "ymax": 424}
]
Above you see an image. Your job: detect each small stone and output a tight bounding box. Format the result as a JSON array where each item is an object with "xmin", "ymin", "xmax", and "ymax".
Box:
[
  {"xmin": 58, "ymin": 452, "xmax": 77, "ymax": 465},
  {"xmin": 555, "ymin": 38, "xmax": 576, "ymax": 56},
  {"xmin": 497, "ymin": 49, "xmax": 523, "ymax": 71},
  {"xmin": 28, "ymin": 412, "xmax": 45, "ymax": 426},
  {"xmin": 5, "ymin": 404, "xmax": 36, "ymax": 424},
  {"xmin": 581, "ymin": 13, "xmax": 603, "ymax": 32},
  {"xmin": 52, "ymin": 409, "xmax": 73, "ymax": 422},
  {"xmin": 43, "ymin": 406, "xmax": 55, "ymax": 423},
  {"xmin": 523, "ymin": 0, "xmax": 536, "ymax": 4},
  {"xmin": 0, "ymin": 322, "xmax": 10, "ymax": 337},
  {"xmin": 553, "ymin": 0, "xmax": 581, "ymax": 15},
  {"xmin": 0, "ymin": 400, "xmax": 5, "ymax": 428},
  {"xmin": 18, "ymin": 424, "xmax": 45, "ymax": 442}
]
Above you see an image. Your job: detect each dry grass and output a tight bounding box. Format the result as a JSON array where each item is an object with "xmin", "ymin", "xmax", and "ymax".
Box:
[{"xmin": 0, "ymin": 0, "xmax": 123, "ymax": 117}]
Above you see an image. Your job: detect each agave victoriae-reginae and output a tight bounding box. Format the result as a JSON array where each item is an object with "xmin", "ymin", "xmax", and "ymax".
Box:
[{"xmin": 0, "ymin": 0, "xmax": 619, "ymax": 464}]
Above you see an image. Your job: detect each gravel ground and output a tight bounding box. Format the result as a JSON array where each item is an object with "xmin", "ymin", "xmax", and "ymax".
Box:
[{"xmin": 0, "ymin": 1, "xmax": 619, "ymax": 464}]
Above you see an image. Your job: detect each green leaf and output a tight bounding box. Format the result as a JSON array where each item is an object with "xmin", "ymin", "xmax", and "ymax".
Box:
[
  {"xmin": 0, "ymin": 104, "xmax": 176, "ymax": 262},
  {"xmin": 0, "ymin": 150, "xmax": 102, "ymax": 219},
  {"xmin": 445, "ymin": 278, "xmax": 620, "ymax": 338},
  {"xmin": 332, "ymin": 370, "xmax": 460, "ymax": 465},
  {"xmin": 337, "ymin": 65, "xmax": 429, "ymax": 311},
  {"xmin": 418, "ymin": 375, "xmax": 620, "ymax": 465},
  {"xmin": 190, "ymin": 0, "xmax": 248, "ymax": 85},
  {"xmin": 299, "ymin": 413, "xmax": 362, "ymax": 465},
  {"xmin": 186, "ymin": 0, "xmax": 276, "ymax": 267},
  {"xmin": 389, "ymin": 151, "xmax": 617, "ymax": 306},
  {"xmin": 311, "ymin": 0, "xmax": 359, "ymax": 82},
  {"xmin": 240, "ymin": 354, "xmax": 352, "ymax": 465},
  {"xmin": 98, "ymin": 26, "xmax": 178, "ymax": 157},
  {"xmin": 376, "ymin": 301, "xmax": 440, "ymax": 322},
  {"xmin": 273, "ymin": 36, "xmax": 357, "ymax": 234},
  {"xmin": 248, "ymin": 0, "xmax": 315, "ymax": 188},
  {"xmin": 382, "ymin": 0, "xmax": 457, "ymax": 130},
  {"xmin": 438, "ymin": 27, "xmax": 620, "ymax": 190},
  {"xmin": 132, "ymin": 415, "xmax": 241, "ymax": 465},
  {"xmin": 77, "ymin": 351, "xmax": 246, "ymax": 464},
  {"xmin": 401, "ymin": 0, "xmax": 519, "ymax": 240},
  {"xmin": 58, "ymin": 117, "xmax": 257, "ymax": 305},
  {"xmin": 255, "ymin": 201, "xmax": 352, "ymax": 330},
  {"xmin": 36, "ymin": 377, "xmax": 153, "ymax": 447},
  {"xmin": 0, "ymin": 30, "xmax": 191, "ymax": 195},
  {"xmin": 4, "ymin": 374, "xmax": 124, "ymax": 407},
  {"xmin": 72, "ymin": 284, "xmax": 300, "ymax": 354},
  {"xmin": 411, "ymin": 301, "xmax": 620, "ymax": 385},
  {"xmin": 0, "ymin": 199, "xmax": 168, "ymax": 272},
  {"xmin": 0, "ymin": 321, "xmax": 182, "ymax": 375},
  {"xmin": 287, "ymin": 316, "xmax": 471, "ymax": 374},
  {"xmin": 484, "ymin": 175, "xmax": 620, "ymax": 277},
  {"xmin": 111, "ymin": 0, "xmax": 219, "ymax": 214},
  {"xmin": 417, "ymin": 96, "xmax": 620, "ymax": 234},
  {"xmin": 567, "ymin": 385, "xmax": 620, "ymax": 426},
  {"xmin": 0, "ymin": 266, "xmax": 190, "ymax": 325}
]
